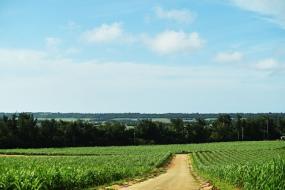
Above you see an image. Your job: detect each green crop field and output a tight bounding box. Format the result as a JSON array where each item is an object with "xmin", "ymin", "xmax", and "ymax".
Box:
[
  {"xmin": 192, "ymin": 149, "xmax": 285, "ymax": 190},
  {"xmin": 0, "ymin": 141, "xmax": 284, "ymax": 190},
  {"xmin": 0, "ymin": 153, "xmax": 171, "ymax": 190}
]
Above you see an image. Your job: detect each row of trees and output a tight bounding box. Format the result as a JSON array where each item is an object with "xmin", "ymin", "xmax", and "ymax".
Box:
[{"xmin": 0, "ymin": 113, "xmax": 284, "ymax": 148}]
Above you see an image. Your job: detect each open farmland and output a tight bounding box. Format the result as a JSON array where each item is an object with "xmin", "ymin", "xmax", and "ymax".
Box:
[
  {"xmin": 2, "ymin": 0, "xmax": 285, "ymax": 189},
  {"xmin": 0, "ymin": 140, "xmax": 283, "ymax": 155},
  {"xmin": 0, "ymin": 152, "xmax": 171, "ymax": 189},
  {"xmin": 0, "ymin": 141, "xmax": 284, "ymax": 189},
  {"xmin": 192, "ymin": 148, "xmax": 285, "ymax": 189}
]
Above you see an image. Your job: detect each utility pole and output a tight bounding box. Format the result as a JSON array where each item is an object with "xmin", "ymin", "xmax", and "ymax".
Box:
[
  {"xmin": 238, "ymin": 130, "xmax": 240, "ymax": 141},
  {"xmin": 240, "ymin": 117, "xmax": 244, "ymax": 141},
  {"xmin": 266, "ymin": 118, "xmax": 269, "ymax": 140},
  {"xmin": 237, "ymin": 114, "xmax": 241, "ymax": 141},
  {"xmin": 241, "ymin": 126, "xmax": 244, "ymax": 141},
  {"xmin": 133, "ymin": 127, "xmax": 136, "ymax": 145}
]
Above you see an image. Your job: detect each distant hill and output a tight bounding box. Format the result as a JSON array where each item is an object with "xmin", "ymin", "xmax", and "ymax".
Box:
[{"xmin": 0, "ymin": 112, "xmax": 284, "ymax": 122}]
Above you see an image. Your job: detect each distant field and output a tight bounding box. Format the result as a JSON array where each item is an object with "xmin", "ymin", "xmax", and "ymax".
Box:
[
  {"xmin": 37, "ymin": 117, "xmax": 185, "ymax": 123},
  {"xmin": 111, "ymin": 117, "xmax": 171, "ymax": 123},
  {"xmin": 0, "ymin": 141, "xmax": 283, "ymax": 155},
  {"xmin": 34, "ymin": 117, "xmax": 225, "ymax": 125},
  {"xmin": 0, "ymin": 141, "xmax": 284, "ymax": 189},
  {"xmin": 36, "ymin": 117, "xmax": 92, "ymax": 121}
]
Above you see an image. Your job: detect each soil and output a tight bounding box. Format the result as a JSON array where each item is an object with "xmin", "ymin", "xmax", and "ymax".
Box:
[
  {"xmin": 119, "ymin": 154, "xmax": 202, "ymax": 190},
  {"xmin": 0, "ymin": 154, "xmax": 27, "ymax": 157}
]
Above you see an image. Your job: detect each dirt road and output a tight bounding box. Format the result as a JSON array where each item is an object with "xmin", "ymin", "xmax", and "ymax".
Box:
[{"xmin": 121, "ymin": 154, "xmax": 201, "ymax": 190}]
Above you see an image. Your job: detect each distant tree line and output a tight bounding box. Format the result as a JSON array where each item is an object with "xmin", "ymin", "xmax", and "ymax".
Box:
[
  {"xmin": 0, "ymin": 113, "xmax": 284, "ymax": 148},
  {"xmin": 1, "ymin": 112, "xmax": 284, "ymax": 121}
]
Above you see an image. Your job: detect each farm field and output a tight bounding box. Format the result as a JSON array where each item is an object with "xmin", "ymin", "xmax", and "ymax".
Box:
[
  {"xmin": 192, "ymin": 148, "xmax": 285, "ymax": 189},
  {"xmin": 0, "ymin": 141, "xmax": 284, "ymax": 189},
  {"xmin": 0, "ymin": 153, "xmax": 171, "ymax": 190},
  {"xmin": 36, "ymin": 118, "xmax": 93, "ymax": 122},
  {"xmin": 0, "ymin": 140, "xmax": 283, "ymax": 156}
]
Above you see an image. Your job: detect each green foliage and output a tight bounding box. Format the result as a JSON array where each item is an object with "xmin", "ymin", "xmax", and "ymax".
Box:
[
  {"xmin": 0, "ymin": 153, "xmax": 170, "ymax": 190},
  {"xmin": 192, "ymin": 147, "xmax": 285, "ymax": 190},
  {"xmin": 1, "ymin": 113, "xmax": 285, "ymax": 148},
  {"xmin": 0, "ymin": 141, "xmax": 284, "ymax": 189}
]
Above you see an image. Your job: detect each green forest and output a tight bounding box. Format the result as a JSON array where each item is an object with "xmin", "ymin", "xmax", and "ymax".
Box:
[{"xmin": 0, "ymin": 113, "xmax": 284, "ymax": 148}]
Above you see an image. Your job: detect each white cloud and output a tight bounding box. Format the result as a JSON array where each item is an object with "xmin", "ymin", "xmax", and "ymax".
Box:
[
  {"xmin": 1, "ymin": 48, "xmax": 284, "ymax": 112},
  {"xmin": 45, "ymin": 37, "xmax": 61, "ymax": 50},
  {"xmin": 231, "ymin": 0, "xmax": 285, "ymax": 29},
  {"xmin": 0, "ymin": 48, "xmax": 46, "ymax": 65},
  {"xmin": 215, "ymin": 51, "xmax": 243, "ymax": 63},
  {"xmin": 255, "ymin": 58, "xmax": 279, "ymax": 70},
  {"xmin": 144, "ymin": 30, "xmax": 204, "ymax": 54},
  {"xmin": 81, "ymin": 22, "xmax": 124, "ymax": 43},
  {"xmin": 0, "ymin": 48, "xmax": 236, "ymax": 112},
  {"xmin": 155, "ymin": 7, "xmax": 195, "ymax": 23},
  {"xmin": 64, "ymin": 47, "xmax": 80, "ymax": 55}
]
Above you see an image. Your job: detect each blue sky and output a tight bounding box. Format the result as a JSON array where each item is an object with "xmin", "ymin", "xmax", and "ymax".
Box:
[{"xmin": 0, "ymin": 0, "xmax": 284, "ymax": 113}]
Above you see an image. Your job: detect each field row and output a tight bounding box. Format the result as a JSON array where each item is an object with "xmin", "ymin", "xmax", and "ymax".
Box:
[
  {"xmin": 192, "ymin": 148, "xmax": 285, "ymax": 190},
  {"xmin": 0, "ymin": 141, "xmax": 283, "ymax": 155},
  {"xmin": 0, "ymin": 153, "xmax": 171, "ymax": 190},
  {"xmin": 0, "ymin": 141, "xmax": 284, "ymax": 190}
]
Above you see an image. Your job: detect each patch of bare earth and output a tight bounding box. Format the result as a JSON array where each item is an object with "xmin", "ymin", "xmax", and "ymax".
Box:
[
  {"xmin": 105, "ymin": 154, "xmax": 215, "ymax": 190},
  {"xmin": 0, "ymin": 154, "xmax": 27, "ymax": 157}
]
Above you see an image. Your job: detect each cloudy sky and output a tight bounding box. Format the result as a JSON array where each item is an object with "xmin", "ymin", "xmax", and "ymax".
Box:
[{"xmin": 0, "ymin": 0, "xmax": 284, "ymax": 113}]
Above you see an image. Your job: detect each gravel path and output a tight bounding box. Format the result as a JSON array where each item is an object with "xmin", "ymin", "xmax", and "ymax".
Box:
[{"xmin": 121, "ymin": 154, "xmax": 201, "ymax": 190}]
